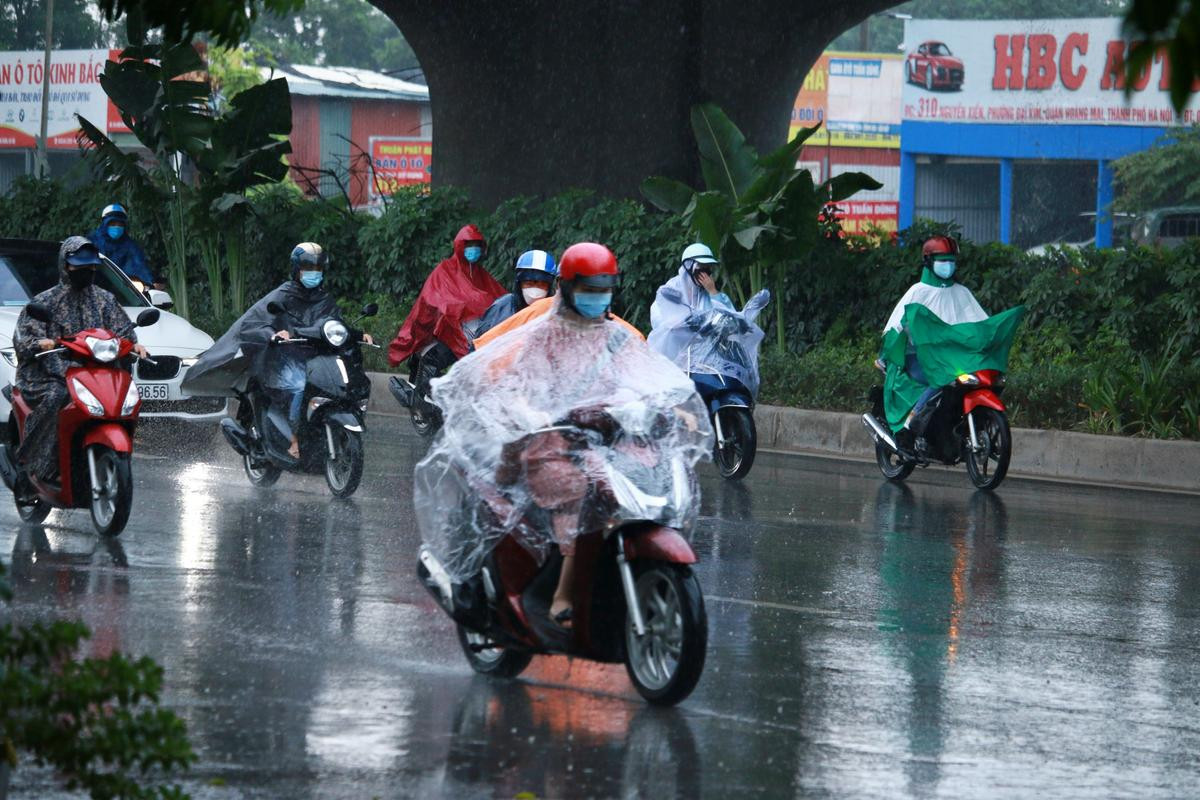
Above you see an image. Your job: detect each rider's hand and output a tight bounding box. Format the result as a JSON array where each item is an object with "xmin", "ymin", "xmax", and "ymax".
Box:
[
  {"xmin": 273, "ymin": 330, "xmax": 291, "ymax": 342},
  {"xmin": 675, "ymin": 408, "xmax": 700, "ymax": 432},
  {"xmin": 696, "ymin": 272, "xmax": 718, "ymax": 296},
  {"xmin": 362, "ymin": 333, "xmax": 375, "ymax": 345},
  {"xmin": 133, "ymin": 344, "xmax": 150, "ymax": 359},
  {"xmin": 36, "ymin": 339, "xmax": 56, "ymax": 351}
]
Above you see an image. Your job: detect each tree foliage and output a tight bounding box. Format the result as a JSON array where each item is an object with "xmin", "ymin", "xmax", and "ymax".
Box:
[
  {"xmin": 95, "ymin": 0, "xmax": 304, "ymax": 46},
  {"xmin": 0, "ymin": 0, "xmax": 115, "ymax": 49},
  {"xmin": 1112, "ymin": 126, "xmax": 1200, "ymax": 211},
  {"xmin": 247, "ymin": 0, "xmax": 417, "ymax": 72},
  {"xmin": 1121, "ymin": 0, "xmax": 1200, "ymax": 112}
]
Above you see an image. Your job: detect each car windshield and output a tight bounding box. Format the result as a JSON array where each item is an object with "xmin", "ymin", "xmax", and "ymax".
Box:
[
  {"xmin": 0, "ymin": 249, "xmax": 149, "ymax": 308},
  {"xmin": 931, "ymin": 43, "xmax": 951, "ymax": 56}
]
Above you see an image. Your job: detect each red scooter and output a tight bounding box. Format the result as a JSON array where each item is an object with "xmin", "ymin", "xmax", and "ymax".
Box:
[
  {"xmin": 417, "ymin": 409, "xmax": 709, "ymax": 706},
  {"xmin": 0, "ymin": 304, "xmax": 159, "ymax": 536}
]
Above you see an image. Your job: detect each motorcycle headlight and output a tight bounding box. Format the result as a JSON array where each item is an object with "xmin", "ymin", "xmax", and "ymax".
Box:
[
  {"xmin": 0, "ymin": 348, "xmax": 17, "ymax": 367},
  {"xmin": 323, "ymin": 320, "xmax": 349, "ymax": 347},
  {"xmin": 85, "ymin": 336, "xmax": 120, "ymax": 362},
  {"xmin": 956, "ymin": 373, "xmax": 981, "ymax": 386},
  {"xmin": 121, "ymin": 382, "xmax": 140, "ymax": 416},
  {"xmin": 72, "ymin": 378, "xmax": 105, "ymax": 416}
]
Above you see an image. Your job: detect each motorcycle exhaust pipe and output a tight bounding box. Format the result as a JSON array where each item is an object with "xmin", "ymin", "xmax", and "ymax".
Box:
[
  {"xmin": 219, "ymin": 418, "xmax": 253, "ymax": 456},
  {"xmin": 388, "ymin": 376, "xmax": 415, "ymax": 409},
  {"xmin": 861, "ymin": 413, "xmax": 899, "ymax": 453}
]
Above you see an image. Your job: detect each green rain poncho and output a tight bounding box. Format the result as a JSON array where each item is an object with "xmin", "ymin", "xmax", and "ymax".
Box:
[{"xmin": 881, "ymin": 304, "xmax": 1026, "ymax": 432}]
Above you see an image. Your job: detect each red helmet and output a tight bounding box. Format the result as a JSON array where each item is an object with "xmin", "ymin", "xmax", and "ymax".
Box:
[
  {"xmin": 558, "ymin": 242, "xmax": 618, "ymax": 288},
  {"xmin": 922, "ymin": 235, "xmax": 959, "ymax": 258}
]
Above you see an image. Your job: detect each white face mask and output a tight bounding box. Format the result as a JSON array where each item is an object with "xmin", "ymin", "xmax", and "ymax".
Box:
[{"xmin": 522, "ymin": 287, "xmax": 548, "ymax": 304}]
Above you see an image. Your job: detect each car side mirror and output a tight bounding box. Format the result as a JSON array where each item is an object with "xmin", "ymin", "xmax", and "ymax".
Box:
[
  {"xmin": 147, "ymin": 289, "xmax": 174, "ymax": 310},
  {"xmin": 135, "ymin": 309, "xmax": 160, "ymax": 328},
  {"xmin": 361, "ymin": 302, "xmax": 379, "ymax": 318},
  {"xmin": 25, "ymin": 303, "xmax": 51, "ymax": 324}
]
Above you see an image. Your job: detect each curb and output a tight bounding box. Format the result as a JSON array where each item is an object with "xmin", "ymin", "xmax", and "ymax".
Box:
[{"xmin": 366, "ymin": 372, "xmax": 1200, "ymax": 495}]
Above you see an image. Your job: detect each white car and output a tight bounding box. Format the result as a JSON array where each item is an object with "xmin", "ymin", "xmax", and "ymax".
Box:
[{"xmin": 0, "ymin": 238, "xmax": 229, "ymax": 425}]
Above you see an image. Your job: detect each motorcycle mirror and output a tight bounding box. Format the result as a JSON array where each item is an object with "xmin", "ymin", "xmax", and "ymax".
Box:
[
  {"xmin": 361, "ymin": 302, "xmax": 379, "ymax": 318},
  {"xmin": 25, "ymin": 303, "xmax": 52, "ymax": 324},
  {"xmin": 135, "ymin": 308, "xmax": 160, "ymax": 328}
]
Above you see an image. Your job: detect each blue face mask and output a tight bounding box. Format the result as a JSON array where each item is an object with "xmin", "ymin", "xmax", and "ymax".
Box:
[
  {"xmin": 463, "ymin": 246, "xmax": 483, "ymax": 263},
  {"xmin": 573, "ymin": 292, "xmax": 612, "ymax": 319},
  {"xmin": 299, "ymin": 270, "xmax": 324, "ymax": 289},
  {"xmin": 933, "ymin": 259, "xmax": 956, "ymax": 280},
  {"xmin": 106, "ymin": 225, "xmax": 125, "ymax": 241}
]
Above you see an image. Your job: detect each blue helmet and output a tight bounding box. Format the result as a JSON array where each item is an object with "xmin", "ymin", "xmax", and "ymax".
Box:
[
  {"xmin": 101, "ymin": 203, "xmax": 128, "ymax": 225},
  {"xmin": 514, "ymin": 249, "xmax": 557, "ymax": 283}
]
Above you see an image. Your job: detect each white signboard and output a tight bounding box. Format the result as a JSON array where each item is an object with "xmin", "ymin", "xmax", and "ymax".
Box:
[
  {"xmin": 0, "ymin": 49, "xmax": 109, "ymax": 149},
  {"xmin": 902, "ymin": 18, "xmax": 1200, "ymax": 125}
]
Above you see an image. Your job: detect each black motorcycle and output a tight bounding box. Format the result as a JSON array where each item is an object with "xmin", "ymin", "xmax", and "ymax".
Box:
[
  {"xmin": 389, "ymin": 320, "xmax": 483, "ymax": 437},
  {"xmin": 219, "ymin": 302, "xmax": 378, "ymax": 498}
]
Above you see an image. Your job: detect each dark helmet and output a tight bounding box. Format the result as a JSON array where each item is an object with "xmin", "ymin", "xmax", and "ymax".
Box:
[
  {"xmin": 290, "ymin": 242, "xmax": 328, "ymax": 276},
  {"xmin": 558, "ymin": 242, "xmax": 619, "ymax": 317}
]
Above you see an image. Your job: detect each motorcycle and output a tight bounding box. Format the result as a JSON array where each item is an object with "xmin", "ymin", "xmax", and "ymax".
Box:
[
  {"xmin": 862, "ymin": 367, "xmax": 1012, "ymax": 491},
  {"xmin": 681, "ymin": 291, "xmax": 769, "ymax": 481},
  {"xmin": 0, "ymin": 304, "xmax": 160, "ymax": 536},
  {"xmin": 416, "ymin": 405, "xmax": 709, "ymax": 706},
  {"xmin": 389, "ymin": 320, "xmax": 484, "ymax": 437},
  {"xmin": 218, "ymin": 302, "xmax": 377, "ymax": 498}
]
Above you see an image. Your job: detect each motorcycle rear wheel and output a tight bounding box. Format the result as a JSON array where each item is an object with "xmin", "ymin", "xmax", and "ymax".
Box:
[
  {"xmin": 243, "ymin": 452, "xmax": 281, "ymax": 487},
  {"xmin": 624, "ymin": 562, "xmax": 707, "ymax": 706},
  {"xmin": 965, "ymin": 407, "xmax": 1011, "ymax": 491},
  {"xmin": 713, "ymin": 407, "xmax": 756, "ymax": 481},
  {"xmin": 90, "ymin": 446, "xmax": 132, "ymax": 537},
  {"xmin": 324, "ymin": 425, "xmax": 364, "ymax": 498},
  {"xmin": 456, "ymin": 625, "xmax": 532, "ymax": 678},
  {"xmin": 875, "ymin": 440, "xmax": 915, "ymax": 482}
]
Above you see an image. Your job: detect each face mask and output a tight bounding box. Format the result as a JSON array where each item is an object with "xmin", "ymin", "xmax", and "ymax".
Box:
[
  {"xmin": 463, "ymin": 246, "xmax": 483, "ymax": 263},
  {"xmin": 522, "ymin": 286, "xmax": 548, "ymax": 304},
  {"xmin": 299, "ymin": 270, "xmax": 324, "ymax": 288},
  {"xmin": 573, "ymin": 292, "xmax": 612, "ymax": 319},
  {"xmin": 106, "ymin": 225, "xmax": 125, "ymax": 241},
  {"xmin": 67, "ymin": 267, "xmax": 96, "ymax": 290},
  {"xmin": 933, "ymin": 259, "xmax": 956, "ymax": 280}
]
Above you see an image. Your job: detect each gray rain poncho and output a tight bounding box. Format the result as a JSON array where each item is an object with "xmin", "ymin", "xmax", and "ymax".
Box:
[
  {"xmin": 181, "ymin": 280, "xmax": 342, "ymax": 397},
  {"xmin": 414, "ymin": 297, "xmax": 713, "ymax": 581},
  {"xmin": 648, "ymin": 273, "xmax": 769, "ymax": 397}
]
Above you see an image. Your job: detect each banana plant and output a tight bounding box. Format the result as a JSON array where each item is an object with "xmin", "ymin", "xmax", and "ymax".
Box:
[{"xmin": 642, "ymin": 102, "xmax": 882, "ymax": 349}]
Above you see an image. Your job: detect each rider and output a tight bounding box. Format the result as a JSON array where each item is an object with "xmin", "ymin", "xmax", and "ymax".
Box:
[
  {"xmin": 87, "ymin": 203, "xmax": 156, "ymax": 287},
  {"xmin": 881, "ymin": 235, "xmax": 987, "ymax": 450},
  {"xmin": 647, "ymin": 242, "xmax": 735, "ymax": 360},
  {"xmin": 475, "ymin": 249, "xmax": 558, "ymax": 338},
  {"xmin": 12, "ymin": 237, "xmax": 150, "ymax": 483},
  {"xmin": 387, "ymin": 224, "xmax": 505, "ymax": 404}
]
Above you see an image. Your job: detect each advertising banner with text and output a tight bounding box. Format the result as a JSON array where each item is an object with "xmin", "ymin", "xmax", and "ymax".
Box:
[
  {"xmin": 902, "ymin": 17, "xmax": 1200, "ymax": 125},
  {"xmin": 791, "ymin": 52, "xmax": 902, "ymax": 148},
  {"xmin": 0, "ymin": 49, "xmax": 110, "ymax": 149},
  {"xmin": 368, "ymin": 137, "xmax": 432, "ymax": 202}
]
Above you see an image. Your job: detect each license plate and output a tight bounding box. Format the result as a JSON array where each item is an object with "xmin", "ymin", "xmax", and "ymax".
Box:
[{"xmin": 136, "ymin": 383, "xmax": 169, "ymax": 401}]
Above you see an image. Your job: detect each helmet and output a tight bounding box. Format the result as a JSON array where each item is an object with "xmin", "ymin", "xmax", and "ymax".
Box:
[
  {"xmin": 922, "ymin": 235, "xmax": 959, "ymax": 264},
  {"xmin": 558, "ymin": 242, "xmax": 618, "ymax": 288},
  {"xmin": 101, "ymin": 203, "xmax": 128, "ymax": 224},
  {"xmin": 290, "ymin": 242, "xmax": 328, "ymax": 274},
  {"xmin": 680, "ymin": 242, "xmax": 718, "ymax": 266},
  {"xmin": 514, "ymin": 249, "xmax": 558, "ymax": 283}
]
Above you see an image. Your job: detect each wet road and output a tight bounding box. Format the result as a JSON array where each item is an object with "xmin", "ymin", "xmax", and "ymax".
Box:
[{"xmin": 2, "ymin": 420, "xmax": 1199, "ymax": 799}]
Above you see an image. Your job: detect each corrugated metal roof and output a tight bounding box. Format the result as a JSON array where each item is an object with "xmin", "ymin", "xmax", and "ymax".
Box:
[{"xmin": 264, "ymin": 63, "xmax": 429, "ymax": 103}]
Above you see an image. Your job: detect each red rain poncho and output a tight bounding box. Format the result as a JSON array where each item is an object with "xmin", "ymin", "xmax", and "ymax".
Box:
[{"xmin": 388, "ymin": 224, "xmax": 506, "ymax": 365}]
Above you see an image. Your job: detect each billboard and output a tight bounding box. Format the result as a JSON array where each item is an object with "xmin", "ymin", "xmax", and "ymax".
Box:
[
  {"xmin": 902, "ymin": 17, "xmax": 1200, "ymax": 125},
  {"xmin": 368, "ymin": 136, "xmax": 432, "ymax": 202},
  {"xmin": 791, "ymin": 52, "xmax": 903, "ymax": 148},
  {"xmin": 0, "ymin": 50, "xmax": 110, "ymax": 149}
]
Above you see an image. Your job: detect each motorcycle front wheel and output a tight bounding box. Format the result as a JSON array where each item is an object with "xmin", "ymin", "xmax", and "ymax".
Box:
[
  {"xmin": 411, "ymin": 406, "xmax": 441, "ymax": 438},
  {"xmin": 324, "ymin": 424, "xmax": 364, "ymax": 498},
  {"xmin": 89, "ymin": 445, "xmax": 132, "ymax": 537},
  {"xmin": 456, "ymin": 624, "xmax": 532, "ymax": 678},
  {"xmin": 964, "ymin": 407, "xmax": 1012, "ymax": 491},
  {"xmin": 713, "ymin": 407, "xmax": 756, "ymax": 480},
  {"xmin": 624, "ymin": 562, "xmax": 708, "ymax": 706}
]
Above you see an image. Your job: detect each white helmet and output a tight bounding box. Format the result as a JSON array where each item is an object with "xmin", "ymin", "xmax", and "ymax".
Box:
[{"xmin": 680, "ymin": 242, "xmax": 718, "ymax": 266}]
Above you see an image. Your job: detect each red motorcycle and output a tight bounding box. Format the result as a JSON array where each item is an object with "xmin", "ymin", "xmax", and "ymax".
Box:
[
  {"xmin": 0, "ymin": 304, "xmax": 159, "ymax": 536},
  {"xmin": 417, "ymin": 409, "xmax": 709, "ymax": 706}
]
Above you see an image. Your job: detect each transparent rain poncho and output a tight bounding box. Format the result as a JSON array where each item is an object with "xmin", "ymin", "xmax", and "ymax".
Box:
[
  {"xmin": 413, "ymin": 298, "xmax": 713, "ymax": 582},
  {"xmin": 648, "ymin": 280, "xmax": 770, "ymax": 397}
]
